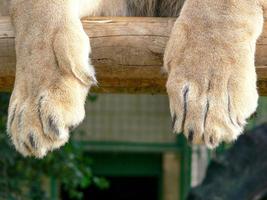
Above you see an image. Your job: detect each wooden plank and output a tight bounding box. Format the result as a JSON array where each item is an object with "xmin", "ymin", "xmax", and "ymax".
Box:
[{"xmin": 0, "ymin": 17, "xmax": 267, "ymax": 95}]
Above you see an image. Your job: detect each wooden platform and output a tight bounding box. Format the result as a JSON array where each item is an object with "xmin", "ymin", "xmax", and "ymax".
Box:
[{"xmin": 0, "ymin": 17, "xmax": 266, "ymax": 95}]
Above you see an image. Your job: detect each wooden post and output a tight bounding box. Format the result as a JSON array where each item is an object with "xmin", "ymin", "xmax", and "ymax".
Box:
[
  {"xmin": 0, "ymin": 17, "xmax": 267, "ymax": 95},
  {"xmin": 163, "ymin": 152, "xmax": 181, "ymax": 200}
]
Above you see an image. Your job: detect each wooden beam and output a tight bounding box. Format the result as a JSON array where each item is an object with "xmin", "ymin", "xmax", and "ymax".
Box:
[{"xmin": 0, "ymin": 17, "xmax": 267, "ymax": 95}]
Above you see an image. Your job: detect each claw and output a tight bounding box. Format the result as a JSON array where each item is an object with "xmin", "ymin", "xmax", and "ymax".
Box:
[
  {"xmin": 18, "ymin": 110, "xmax": 24, "ymax": 128},
  {"xmin": 48, "ymin": 116, "xmax": 60, "ymax": 137},
  {"xmin": 172, "ymin": 113, "xmax": 177, "ymax": 131},
  {"xmin": 188, "ymin": 129, "xmax": 194, "ymax": 143},
  {"xmin": 209, "ymin": 136, "xmax": 214, "ymax": 146},
  {"xmin": 38, "ymin": 96, "xmax": 45, "ymax": 131},
  {"xmin": 9, "ymin": 105, "xmax": 17, "ymax": 129},
  {"xmin": 29, "ymin": 133, "xmax": 37, "ymax": 149},
  {"xmin": 182, "ymin": 85, "xmax": 189, "ymax": 131},
  {"xmin": 23, "ymin": 142, "xmax": 32, "ymax": 154},
  {"xmin": 204, "ymin": 100, "xmax": 210, "ymax": 129}
]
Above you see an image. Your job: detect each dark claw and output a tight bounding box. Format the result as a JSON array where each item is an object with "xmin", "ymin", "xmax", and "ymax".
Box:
[
  {"xmin": 23, "ymin": 142, "xmax": 31, "ymax": 153},
  {"xmin": 204, "ymin": 100, "xmax": 210, "ymax": 129},
  {"xmin": 69, "ymin": 125, "xmax": 77, "ymax": 132},
  {"xmin": 172, "ymin": 114, "xmax": 177, "ymax": 130},
  {"xmin": 209, "ymin": 136, "xmax": 214, "ymax": 145},
  {"xmin": 182, "ymin": 86, "xmax": 189, "ymax": 130},
  {"xmin": 250, "ymin": 112, "xmax": 257, "ymax": 119},
  {"xmin": 29, "ymin": 133, "xmax": 37, "ymax": 149},
  {"xmin": 188, "ymin": 129, "xmax": 194, "ymax": 143},
  {"xmin": 38, "ymin": 96, "xmax": 45, "ymax": 131},
  {"xmin": 9, "ymin": 105, "xmax": 17, "ymax": 128},
  {"xmin": 48, "ymin": 116, "xmax": 59, "ymax": 136},
  {"xmin": 18, "ymin": 110, "xmax": 24, "ymax": 130}
]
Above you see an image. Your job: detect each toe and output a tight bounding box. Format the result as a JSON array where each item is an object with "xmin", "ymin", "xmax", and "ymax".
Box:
[
  {"xmin": 166, "ymin": 78, "xmax": 189, "ymax": 134},
  {"xmin": 203, "ymin": 128, "xmax": 221, "ymax": 149},
  {"xmin": 23, "ymin": 131, "xmax": 48, "ymax": 158},
  {"xmin": 203, "ymin": 102, "xmax": 241, "ymax": 147},
  {"xmin": 183, "ymin": 82, "xmax": 208, "ymax": 144}
]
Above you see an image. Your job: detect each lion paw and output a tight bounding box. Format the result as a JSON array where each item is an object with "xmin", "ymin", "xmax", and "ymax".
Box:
[
  {"xmin": 164, "ymin": 19, "xmax": 259, "ymax": 148},
  {"xmin": 166, "ymin": 71, "xmax": 258, "ymax": 148},
  {"xmin": 7, "ymin": 76, "xmax": 93, "ymax": 158},
  {"xmin": 8, "ymin": 2, "xmax": 96, "ymax": 157}
]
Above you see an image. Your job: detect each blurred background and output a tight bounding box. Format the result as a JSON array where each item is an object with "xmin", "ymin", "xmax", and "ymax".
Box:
[{"xmin": 0, "ymin": 93, "xmax": 266, "ymax": 200}]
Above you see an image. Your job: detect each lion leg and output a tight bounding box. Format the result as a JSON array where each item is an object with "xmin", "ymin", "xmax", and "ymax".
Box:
[
  {"xmin": 7, "ymin": 0, "xmax": 98, "ymax": 157},
  {"xmin": 164, "ymin": 0, "xmax": 264, "ymax": 148}
]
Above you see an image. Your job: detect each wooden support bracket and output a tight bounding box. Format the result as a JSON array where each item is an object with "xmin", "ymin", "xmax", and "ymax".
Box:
[{"xmin": 0, "ymin": 17, "xmax": 267, "ymax": 95}]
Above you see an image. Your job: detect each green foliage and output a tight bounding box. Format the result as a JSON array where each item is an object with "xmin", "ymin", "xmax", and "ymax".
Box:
[{"xmin": 0, "ymin": 93, "xmax": 105, "ymax": 200}]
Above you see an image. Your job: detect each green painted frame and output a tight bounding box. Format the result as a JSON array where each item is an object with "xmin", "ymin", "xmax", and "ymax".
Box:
[{"xmin": 50, "ymin": 135, "xmax": 192, "ymax": 200}]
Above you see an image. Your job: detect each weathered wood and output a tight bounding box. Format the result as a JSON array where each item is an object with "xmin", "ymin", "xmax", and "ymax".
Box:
[{"xmin": 0, "ymin": 17, "xmax": 267, "ymax": 95}]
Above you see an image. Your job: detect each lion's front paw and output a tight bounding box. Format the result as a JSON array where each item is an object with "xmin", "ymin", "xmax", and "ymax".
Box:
[
  {"xmin": 165, "ymin": 23, "xmax": 259, "ymax": 148},
  {"xmin": 7, "ymin": 77, "xmax": 91, "ymax": 158},
  {"xmin": 8, "ymin": 5, "xmax": 96, "ymax": 157},
  {"xmin": 167, "ymin": 70, "xmax": 258, "ymax": 148},
  {"xmin": 163, "ymin": 0, "xmax": 263, "ymax": 148}
]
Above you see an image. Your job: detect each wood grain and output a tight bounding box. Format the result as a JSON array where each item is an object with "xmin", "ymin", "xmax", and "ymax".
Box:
[{"xmin": 0, "ymin": 17, "xmax": 267, "ymax": 95}]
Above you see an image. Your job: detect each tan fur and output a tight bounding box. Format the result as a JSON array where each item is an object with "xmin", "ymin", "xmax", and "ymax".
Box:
[{"xmin": 6, "ymin": 0, "xmax": 266, "ymax": 157}]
